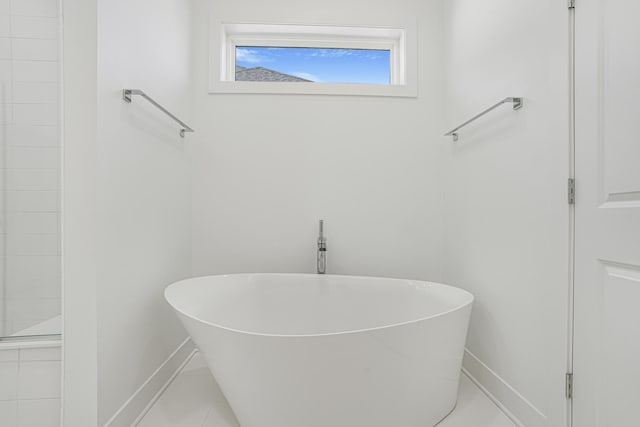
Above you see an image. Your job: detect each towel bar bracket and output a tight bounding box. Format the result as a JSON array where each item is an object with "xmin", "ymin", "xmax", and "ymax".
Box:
[
  {"xmin": 512, "ymin": 97, "xmax": 523, "ymax": 110},
  {"xmin": 122, "ymin": 89, "xmax": 134, "ymax": 103}
]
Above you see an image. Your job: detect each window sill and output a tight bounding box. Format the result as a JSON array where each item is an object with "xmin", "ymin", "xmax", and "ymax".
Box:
[{"xmin": 208, "ymin": 81, "xmax": 417, "ymax": 97}]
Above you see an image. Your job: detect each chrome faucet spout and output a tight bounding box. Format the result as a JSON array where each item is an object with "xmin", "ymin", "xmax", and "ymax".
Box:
[{"xmin": 317, "ymin": 220, "xmax": 327, "ymax": 274}]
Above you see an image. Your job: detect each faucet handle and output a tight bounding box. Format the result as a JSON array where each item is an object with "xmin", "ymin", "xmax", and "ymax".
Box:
[
  {"xmin": 318, "ymin": 220, "xmax": 326, "ymax": 245},
  {"xmin": 317, "ymin": 220, "xmax": 327, "ymax": 274}
]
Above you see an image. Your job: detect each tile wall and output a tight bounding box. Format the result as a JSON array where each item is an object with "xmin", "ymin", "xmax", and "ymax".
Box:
[
  {"xmin": 0, "ymin": 0, "xmax": 61, "ymax": 335},
  {"xmin": 0, "ymin": 343, "xmax": 61, "ymax": 427}
]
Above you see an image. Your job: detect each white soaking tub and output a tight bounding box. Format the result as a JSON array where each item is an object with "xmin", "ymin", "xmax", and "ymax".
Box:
[{"xmin": 165, "ymin": 274, "xmax": 473, "ymax": 427}]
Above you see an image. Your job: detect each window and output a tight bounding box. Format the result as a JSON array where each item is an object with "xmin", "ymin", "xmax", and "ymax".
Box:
[
  {"xmin": 235, "ymin": 47, "xmax": 391, "ymax": 84},
  {"xmin": 210, "ymin": 22, "xmax": 417, "ymax": 97}
]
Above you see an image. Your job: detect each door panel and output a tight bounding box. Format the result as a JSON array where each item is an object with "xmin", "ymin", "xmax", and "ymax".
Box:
[
  {"xmin": 599, "ymin": 262, "xmax": 640, "ymax": 424},
  {"xmin": 601, "ymin": 1, "xmax": 640, "ymax": 197},
  {"xmin": 574, "ymin": 0, "xmax": 640, "ymax": 426}
]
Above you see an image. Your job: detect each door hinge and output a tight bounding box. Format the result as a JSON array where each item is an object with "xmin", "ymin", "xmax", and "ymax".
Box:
[
  {"xmin": 568, "ymin": 178, "xmax": 575, "ymax": 204},
  {"xmin": 566, "ymin": 373, "xmax": 574, "ymax": 399},
  {"xmin": 568, "ymin": 0, "xmax": 575, "ymax": 9}
]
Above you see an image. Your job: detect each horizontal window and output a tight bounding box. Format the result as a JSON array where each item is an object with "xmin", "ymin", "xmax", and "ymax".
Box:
[
  {"xmin": 235, "ymin": 47, "xmax": 391, "ymax": 84},
  {"xmin": 209, "ymin": 22, "xmax": 417, "ymax": 97}
]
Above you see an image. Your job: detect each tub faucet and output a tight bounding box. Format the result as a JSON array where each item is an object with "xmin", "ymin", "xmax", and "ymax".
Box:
[{"xmin": 317, "ymin": 220, "xmax": 327, "ymax": 274}]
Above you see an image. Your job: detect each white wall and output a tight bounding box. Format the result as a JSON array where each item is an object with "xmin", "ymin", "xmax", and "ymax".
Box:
[
  {"xmin": 62, "ymin": 0, "xmax": 98, "ymax": 423},
  {"xmin": 190, "ymin": 0, "xmax": 446, "ymax": 282},
  {"xmin": 58, "ymin": 1, "xmax": 576, "ymax": 425},
  {"xmin": 443, "ymin": 1, "xmax": 570, "ymax": 426},
  {"xmin": 95, "ymin": 0, "xmax": 193, "ymax": 424},
  {"xmin": 0, "ymin": 0, "xmax": 61, "ymax": 336}
]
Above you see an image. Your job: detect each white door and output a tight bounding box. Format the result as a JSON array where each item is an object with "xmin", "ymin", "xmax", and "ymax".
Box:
[{"xmin": 574, "ymin": 0, "xmax": 640, "ymax": 426}]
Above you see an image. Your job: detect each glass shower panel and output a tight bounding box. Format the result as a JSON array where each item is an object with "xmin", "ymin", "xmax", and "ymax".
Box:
[{"xmin": 0, "ymin": 2, "xmax": 62, "ymax": 338}]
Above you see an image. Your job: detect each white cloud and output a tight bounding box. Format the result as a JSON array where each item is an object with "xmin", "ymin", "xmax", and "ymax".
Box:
[
  {"xmin": 291, "ymin": 72, "xmax": 321, "ymax": 82},
  {"xmin": 308, "ymin": 49, "xmax": 354, "ymax": 58},
  {"xmin": 236, "ymin": 48, "xmax": 271, "ymax": 64}
]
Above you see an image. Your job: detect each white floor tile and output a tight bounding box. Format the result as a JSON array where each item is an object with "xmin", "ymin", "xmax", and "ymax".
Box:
[
  {"xmin": 136, "ymin": 353, "xmax": 234, "ymax": 427},
  {"xmin": 436, "ymin": 375, "xmax": 516, "ymax": 427},
  {"xmin": 199, "ymin": 375, "xmax": 240, "ymax": 427},
  {"xmin": 137, "ymin": 352, "xmax": 515, "ymax": 427}
]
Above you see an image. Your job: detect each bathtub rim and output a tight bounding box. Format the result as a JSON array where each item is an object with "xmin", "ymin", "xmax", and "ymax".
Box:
[{"xmin": 165, "ymin": 273, "xmax": 474, "ymax": 339}]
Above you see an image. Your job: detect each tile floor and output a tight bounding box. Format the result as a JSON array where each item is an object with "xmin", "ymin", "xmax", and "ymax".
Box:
[{"xmin": 137, "ymin": 352, "xmax": 516, "ymax": 427}]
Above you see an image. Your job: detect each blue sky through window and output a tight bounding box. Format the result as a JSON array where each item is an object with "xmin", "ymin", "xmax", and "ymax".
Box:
[{"xmin": 236, "ymin": 47, "xmax": 391, "ymax": 84}]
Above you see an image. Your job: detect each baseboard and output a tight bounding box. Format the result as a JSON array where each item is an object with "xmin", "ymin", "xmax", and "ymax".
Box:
[
  {"xmin": 462, "ymin": 348, "xmax": 547, "ymax": 427},
  {"xmin": 103, "ymin": 337, "xmax": 197, "ymax": 427}
]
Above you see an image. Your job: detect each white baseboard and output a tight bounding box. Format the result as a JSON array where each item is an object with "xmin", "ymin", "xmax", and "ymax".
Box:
[
  {"xmin": 463, "ymin": 348, "xmax": 547, "ymax": 427},
  {"xmin": 103, "ymin": 337, "xmax": 197, "ymax": 427}
]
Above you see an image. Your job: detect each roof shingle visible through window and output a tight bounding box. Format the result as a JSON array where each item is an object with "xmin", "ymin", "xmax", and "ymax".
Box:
[{"xmin": 235, "ymin": 66, "xmax": 312, "ymax": 82}]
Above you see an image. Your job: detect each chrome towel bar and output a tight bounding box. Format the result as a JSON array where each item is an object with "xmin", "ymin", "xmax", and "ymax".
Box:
[
  {"xmin": 122, "ymin": 89, "xmax": 194, "ymax": 137},
  {"xmin": 445, "ymin": 97, "xmax": 523, "ymax": 142}
]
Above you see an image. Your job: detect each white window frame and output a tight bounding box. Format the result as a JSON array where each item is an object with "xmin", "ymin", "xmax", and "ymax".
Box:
[{"xmin": 209, "ymin": 21, "xmax": 417, "ymax": 97}]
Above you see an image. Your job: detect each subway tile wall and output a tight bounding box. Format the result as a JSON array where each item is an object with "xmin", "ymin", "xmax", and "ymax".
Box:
[
  {"xmin": 0, "ymin": 344, "xmax": 61, "ymax": 427},
  {"xmin": 0, "ymin": 0, "xmax": 61, "ymax": 336}
]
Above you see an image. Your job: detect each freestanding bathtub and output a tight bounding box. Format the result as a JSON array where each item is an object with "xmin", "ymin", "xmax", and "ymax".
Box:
[{"xmin": 165, "ymin": 274, "xmax": 473, "ymax": 427}]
